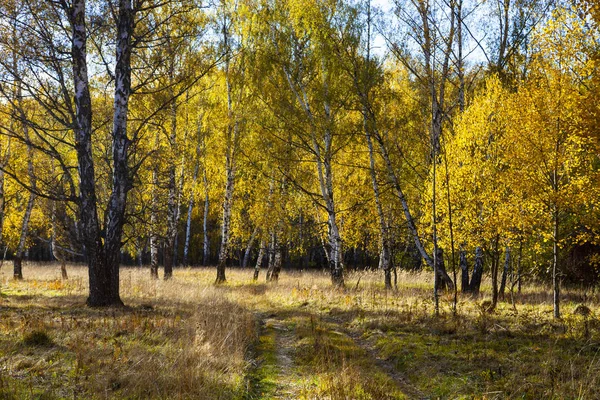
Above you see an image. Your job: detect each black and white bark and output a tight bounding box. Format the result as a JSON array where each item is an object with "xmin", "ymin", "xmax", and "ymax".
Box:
[
  {"xmin": 215, "ymin": 12, "xmax": 241, "ymax": 283},
  {"xmin": 164, "ymin": 95, "xmax": 178, "ymax": 280},
  {"xmin": 357, "ymin": 1, "xmax": 392, "ymax": 290},
  {"xmin": 253, "ymin": 239, "xmax": 265, "ymax": 280},
  {"xmin": 183, "ymin": 126, "xmax": 202, "ymax": 266},
  {"xmin": 266, "ymin": 231, "xmax": 282, "ymax": 282},
  {"xmin": 216, "ymin": 145, "xmax": 235, "ymax": 282},
  {"xmin": 95, "ymin": 0, "xmax": 134, "ymax": 306},
  {"xmin": 149, "ymin": 130, "xmax": 160, "ymax": 279},
  {"xmin": 70, "ymin": 0, "xmax": 112, "ymax": 306},
  {"xmin": 279, "ymin": 62, "xmax": 345, "ymax": 287}
]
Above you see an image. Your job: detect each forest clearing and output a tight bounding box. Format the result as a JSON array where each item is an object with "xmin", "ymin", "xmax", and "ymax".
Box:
[
  {"xmin": 0, "ymin": 263, "xmax": 599, "ymax": 399},
  {"xmin": 1, "ymin": 0, "xmax": 600, "ymax": 398}
]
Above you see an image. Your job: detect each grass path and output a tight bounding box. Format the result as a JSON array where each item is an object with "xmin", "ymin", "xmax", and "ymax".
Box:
[
  {"xmin": 265, "ymin": 317, "xmax": 302, "ymax": 399},
  {"xmin": 322, "ymin": 315, "xmax": 428, "ymax": 400},
  {"xmin": 247, "ymin": 299, "xmax": 416, "ymax": 399}
]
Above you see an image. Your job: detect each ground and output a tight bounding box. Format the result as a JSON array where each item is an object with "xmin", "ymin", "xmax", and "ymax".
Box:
[{"xmin": 0, "ymin": 263, "xmax": 599, "ymax": 399}]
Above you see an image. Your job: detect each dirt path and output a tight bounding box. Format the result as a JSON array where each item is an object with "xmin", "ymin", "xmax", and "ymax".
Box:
[
  {"xmin": 251, "ymin": 311, "xmax": 427, "ymax": 399},
  {"xmin": 321, "ymin": 315, "xmax": 428, "ymax": 400},
  {"xmin": 341, "ymin": 326, "xmax": 428, "ymax": 399},
  {"xmin": 264, "ymin": 317, "xmax": 302, "ymax": 399}
]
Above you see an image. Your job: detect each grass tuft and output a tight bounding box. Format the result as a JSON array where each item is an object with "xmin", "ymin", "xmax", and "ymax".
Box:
[{"xmin": 22, "ymin": 329, "xmax": 53, "ymax": 347}]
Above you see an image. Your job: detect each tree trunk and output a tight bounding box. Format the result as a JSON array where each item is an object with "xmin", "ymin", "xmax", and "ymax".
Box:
[
  {"xmin": 202, "ymin": 171, "xmax": 210, "ymax": 266},
  {"xmin": 266, "ymin": 235, "xmax": 282, "ymax": 283},
  {"xmin": 215, "ymin": 19, "xmax": 238, "ymax": 284},
  {"xmin": 499, "ymin": 246, "xmax": 510, "ymax": 300},
  {"xmin": 13, "ymin": 58, "xmax": 36, "ymax": 281},
  {"xmin": 243, "ymin": 227, "xmax": 258, "ymax": 268},
  {"xmin": 61, "ymin": 261, "xmax": 68, "ymax": 280},
  {"xmin": 13, "ymin": 190, "xmax": 34, "ymax": 280},
  {"xmin": 98, "ymin": 0, "xmax": 134, "ymax": 307},
  {"xmin": 358, "ymin": 8, "xmax": 392, "ymax": 290},
  {"xmin": 150, "ymin": 131, "xmax": 160, "ymax": 279},
  {"xmin": 434, "ymin": 247, "xmax": 454, "ymax": 291},
  {"xmin": 164, "ymin": 97, "xmax": 178, "ymax": 280},
  {"xmin": 183, "ymin": 116, "xmax": 203, "ymax": 267},
  {"xmin": 553, "ymin": 208, "xmax": 560, "ymax": 318},
  {"xmin": 0, "ymin": 147, "xmax": 6, "ymax": 259},
  {"xmin": 183, "ymin": 160, "xmax": 200, "ymax": 267},
  {"xmin": 470, "ymin": 246, "xmax": 484, "ymax": 295},
  {"xmin": 70, "ymin": 0, "xmax": 115, "ymax": 306},
  {"xmin": 280, "ymin": 59, "xmax": 343, "ymax": 287},
  {"xmin": 182, "ymin": 195, "xmax": 194, "ymax": 267},
  {"xmin": 460, "ymin": 249, "xmax": 469, "ymax": 293},
  {"xmin": 216, "ymin": 160, "xmax": 234, "ymax": 283},
  {"xmin": 326, "ymin": 208, "xmax": 344, "ymax": 287},
  {"xmin": 517, "ymin": 240, "xmax": 523, "ymax": 294},
  {"xmin": 266, "ymin": 232, "xmax": 275, "ymax": 281},
  {"xmin": 253, "ymin": 239, "xmax": 265, "ymax": 281},
  {"xmin": 490, "ymin": 238, "xmax": 500, "ymax": 309},
  {"xmin": 363, "ymin": 106, "xmax": 392, "ymax": 290}
]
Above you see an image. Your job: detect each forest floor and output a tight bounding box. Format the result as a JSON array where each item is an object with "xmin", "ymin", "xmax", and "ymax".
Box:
[{"xmin": 0, "ymin": 264, "xmax": 599, "ymax": 399}]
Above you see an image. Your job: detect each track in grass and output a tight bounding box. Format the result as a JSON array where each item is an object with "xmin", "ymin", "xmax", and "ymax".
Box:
[
  {"xmin": 323, "ymin": 315, "xmax": 428, "ymax": 400},
  {"xmin": 248, "ymin": 305, "xmax": 419, "ymax": 400}
]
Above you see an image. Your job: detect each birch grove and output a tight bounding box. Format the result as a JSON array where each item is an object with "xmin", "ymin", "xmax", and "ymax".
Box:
[{"xmin": 0, "ymin": 0, "xmax": 597, "ymax": 317}]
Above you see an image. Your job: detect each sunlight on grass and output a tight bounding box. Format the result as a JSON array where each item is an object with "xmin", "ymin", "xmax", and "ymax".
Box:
[{"xmin": 0, "ymin": 262, "xmax": 598, "ymax": 399}]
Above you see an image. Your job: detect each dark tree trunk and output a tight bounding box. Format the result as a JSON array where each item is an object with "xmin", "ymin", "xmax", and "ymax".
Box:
[
  {"xmin": 164, "ymin": 93, "xmax": 178, "ymax": 280},
  {"xmin": 76, "ymin": 0, "xmax": 133, "ymax": 307},
  {"xmin": 460, "ymin": 249, "xmax": 469, "ymax": 293},
  {"xmin": 434, "ymin": 247, "xmax": 454, "ymax": 291},
  {"xmin": 71, "ymin": 0, "xmax": 113, "ymax": 306},
  {"xmin": 499, "ymin": 246, "xmax": 510, "ymax": 300},
  {"xmin": 383, "ymin": 247, "xmax": 392, "ymax": 290},
  {"xmin": 13, "ymin": 257, "xmax": 23, "ymax": 280},
  {"xmin": 490, "ymin": 239, "xmax": 501, "ymax": 309},
  {"xmin": 469, "ymin": 247, "xmax": 484, "ymax": 295}
]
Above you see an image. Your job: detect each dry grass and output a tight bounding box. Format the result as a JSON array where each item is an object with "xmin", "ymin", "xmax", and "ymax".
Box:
[
  {"xmin": 0, "ymin": 263, "xmax": 255, "ymax": 399},
  {"xmin": 0, "ymin": 263, "xmax": 599, "ymax": 399}
]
